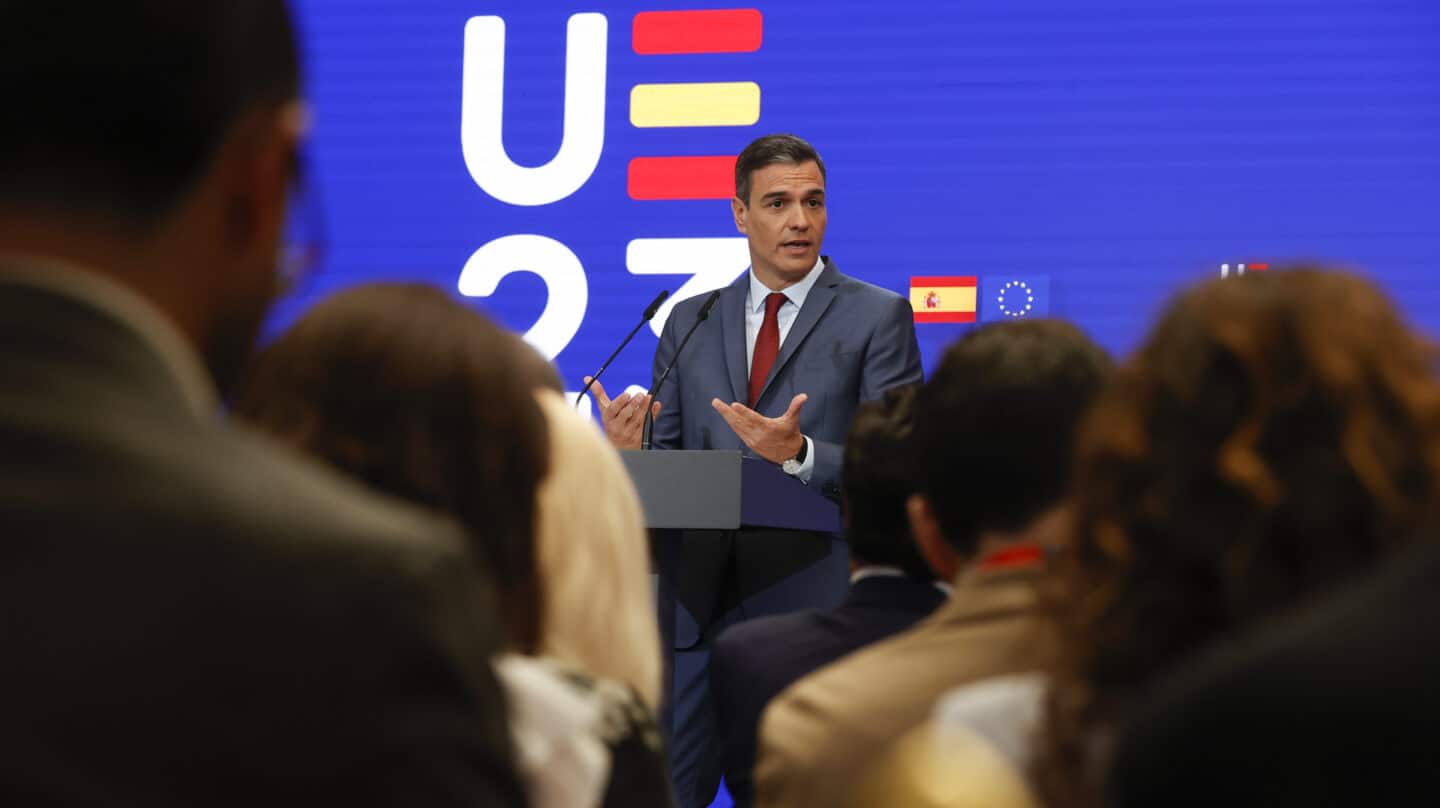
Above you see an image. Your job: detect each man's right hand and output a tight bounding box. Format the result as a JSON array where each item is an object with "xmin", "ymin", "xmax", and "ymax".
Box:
[{"xmin": 587, "ymin": 377, "xmax": 662, "ymax": 450}]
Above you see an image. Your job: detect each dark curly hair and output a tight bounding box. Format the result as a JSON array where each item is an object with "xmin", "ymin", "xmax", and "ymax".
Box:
[
  {"xmin": 1036, "ymin": 268, "xmax": 1440, "ymax": 807},
  {"xmin": 234, "ymin": 283, "xmax": 561, "ymax": 653}
]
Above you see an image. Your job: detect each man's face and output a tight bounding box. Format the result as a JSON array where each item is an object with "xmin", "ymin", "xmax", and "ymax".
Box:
[{"xmin": 732, "ymin": 160, "xmax": 827, "ymax": 288}]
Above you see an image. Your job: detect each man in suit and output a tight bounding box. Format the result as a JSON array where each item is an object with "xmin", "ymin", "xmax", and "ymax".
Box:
[
  {"xmin": 0, "ymin": 4, "xmax": 523, "ymax": 805},
  {"xmin": 592, "ymin": 133, "xmax": 924, "ymax": 806},
  {"xmin": 1109, "ymin": 535, "xmax": 1440, "ymax": 808},
  {"xmin": 710, "ymin": 385, "xmax": 947, "ymax": 807},
  {"xmin": 755, "ymin": 320, "xmax": 1112, "ymax": 808}
]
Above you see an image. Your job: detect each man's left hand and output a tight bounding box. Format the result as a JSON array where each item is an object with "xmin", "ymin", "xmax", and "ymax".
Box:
[{"xmin": 711, "ymin": 394, "xmax": 808, "ymax": 464}]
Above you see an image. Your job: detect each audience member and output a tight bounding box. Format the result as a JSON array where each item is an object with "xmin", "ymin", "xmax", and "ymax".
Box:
[
  {"xmin": 1035, "ymin": 268, "xmax": 1440, "ymax": 807},
  {"xmin": 237, "ymin": 283, "xmax": 559, "ymax": 654},
  {"xmin": 237, "ymin": 283, "xmax": 672, "ymax": 808},
  {"xmin": 0, "ymin": 2, "xmax": 523, "ymax": 804},
  {"xmin": 754, "ymin": 320, "xmax": 1112, "ymax": 808},
  {"xmin": 495, "ymin": 390, "xmax": 672, "ymax": 808},
  {"xmin": 710, "ymin": 384, "xmax": 947, "ymax": 807},
  {"xmin": 532, "ymin": 390, "xmax": 664, "ymax": 710},
  {"xmin": 1108, "ymin": 534, "xmax": 1440, "ymax": 807}
]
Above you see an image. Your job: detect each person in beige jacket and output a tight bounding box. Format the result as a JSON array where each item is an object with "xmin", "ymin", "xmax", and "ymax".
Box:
[{"xmin": 753, "ymin": 320, "xmax": 1111, "ymax": 808}]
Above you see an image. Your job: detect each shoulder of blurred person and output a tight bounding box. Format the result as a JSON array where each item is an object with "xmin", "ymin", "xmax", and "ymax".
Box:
[
  {"xmin": 754, "ymin": 320, "xmax": 1111, "ymax": 808},
  {"xmin": 848, "ymin": 719, "xmax": 1038, "ymax": 808},
  {"xmin": 0, "ymin": 271, "xmax": 524, "ymax": 804},
  {"xmin": 0, "ymin": 3, "xmax": 525, "ymax": 804},
  {"xmin": 754, "ymin": 550, "xmax": 1053, "ymax": 808},
  {"xmin": 930, "ymin": 673, "xmax": 1047, "ymax": 776},
  {"xmin": 1109, "ymin": 535, "xmax": 1440, "ymax": 808}
]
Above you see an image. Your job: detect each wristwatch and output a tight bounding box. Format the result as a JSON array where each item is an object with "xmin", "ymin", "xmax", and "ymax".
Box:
[{"xmin": 781, "ymin": 436, "xmax": 809, "ymax": 476}]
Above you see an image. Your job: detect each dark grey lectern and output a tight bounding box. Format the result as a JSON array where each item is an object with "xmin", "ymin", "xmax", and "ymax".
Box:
[
  {"xmin": 621, "ymin": 449, "xmax": 840, "ymax": 533},
  {"xmin": 621, "ymin": 449, "xmax": 841, "ymax": 731}
]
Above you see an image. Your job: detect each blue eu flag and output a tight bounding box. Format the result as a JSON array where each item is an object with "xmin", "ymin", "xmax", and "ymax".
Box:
[{"xmin": 980, "ymin": 276, "xmax": 1051, "ymax": 322}]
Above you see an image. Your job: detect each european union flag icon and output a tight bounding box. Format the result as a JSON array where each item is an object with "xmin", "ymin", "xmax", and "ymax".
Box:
[{"xmin": 981, "ymin": 276, "xmax": 1050, "ymax": 322}]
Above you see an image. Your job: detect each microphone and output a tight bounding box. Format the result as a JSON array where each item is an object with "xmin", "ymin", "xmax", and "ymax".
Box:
[
  {"xmin": 641, "ymin": 290, "xmax": 721, "ymax": 450},
  {"xmin": 574, "ymin": 289, "xmax": 670, "ymax": 407}
]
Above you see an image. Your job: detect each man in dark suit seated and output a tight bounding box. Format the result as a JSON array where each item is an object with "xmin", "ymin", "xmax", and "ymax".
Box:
[
  {"xmin": 0, "ymin": 3, "xmax": 523, "ymax": 805},
  {"xmin": 710, "ymin": 384, "xmax": 947, "ymax": 807}
]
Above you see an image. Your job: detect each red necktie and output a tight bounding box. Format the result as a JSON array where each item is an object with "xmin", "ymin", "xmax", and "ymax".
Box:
[{"xmin": 749, "ymin": 292, "xmax": 786, "ymax": 407}]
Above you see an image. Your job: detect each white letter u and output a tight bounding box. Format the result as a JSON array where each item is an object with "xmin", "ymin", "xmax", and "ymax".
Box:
[{"xmin": 461, "ymin": 13, "xmax": 607, "ymax": 207}]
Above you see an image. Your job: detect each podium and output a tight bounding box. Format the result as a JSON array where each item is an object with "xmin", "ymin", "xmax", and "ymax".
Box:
[{"xmin": 621, "ymin": 449, "xmax": 841, "ymax": 729}]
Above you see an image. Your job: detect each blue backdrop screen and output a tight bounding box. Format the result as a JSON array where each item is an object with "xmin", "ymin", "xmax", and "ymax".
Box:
[{"xmin": 282, "ymin": 0, "xmax": 1440, "ymax": 407}]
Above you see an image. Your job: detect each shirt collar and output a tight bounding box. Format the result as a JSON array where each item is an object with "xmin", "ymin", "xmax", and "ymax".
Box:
[
  {"xmin": 748, "ymin": 255, "xmax": 826, "ymax": 314},
  {"xmin": 850, "ymin": 564, "xmax": 953, "ymax": 596},
  {"xmin": 0, "ymin": 254, "xmax": 219, "ymax": 418},
  {"xmin": 849, "ymin": 564, "xmax": 905, "ymax": 585}
]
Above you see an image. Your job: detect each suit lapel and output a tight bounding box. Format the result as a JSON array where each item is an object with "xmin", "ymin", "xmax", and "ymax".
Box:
[
  {"xmin": 720, "ymin": 272, "xmax": 751, "ymax": 404},
  {"xmin": 756, "ymin": 258, "xmax": 841, "ymax": 408}
]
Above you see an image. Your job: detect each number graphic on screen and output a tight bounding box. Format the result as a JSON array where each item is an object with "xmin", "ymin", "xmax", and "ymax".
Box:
[
  {"xmin": 459, "ymin": 235, "xmax": 589, "ymax": 359},
  {"xmin": 626, "ymin": 238, "xmax": 751, "ymax": 335},
  {"xmin": 461, "ymin": 13, "xmax": 608, "ymax": 206},
  {"xmin": 456, "ymin": 8, "xmax": 762, "ymax": 362}
]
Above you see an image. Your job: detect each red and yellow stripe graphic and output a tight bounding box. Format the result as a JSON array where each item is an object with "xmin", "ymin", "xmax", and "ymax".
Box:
[
  {"xmin": 630, "ymin": 82, "xmax": 760, "ymax": 128},
  {"xmin": 632, "ymin": 9, "xmax": 763, "ymax": 55},
  {"xmin": 628, "ymin": 9, "xmax": 762, "ymax": 201},
  {"xmin": 628, "ymin": 156, "xmax": 737, "ymax": 200}
]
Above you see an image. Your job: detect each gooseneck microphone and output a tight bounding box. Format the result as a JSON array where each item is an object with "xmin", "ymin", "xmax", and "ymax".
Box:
[
  {"xmin": 641, "ymin": 290, "xmax": 722, "ymax": 450},
  {"xmin": 574, "ymin": 289, "xmax": 670, "ymax": 407}
]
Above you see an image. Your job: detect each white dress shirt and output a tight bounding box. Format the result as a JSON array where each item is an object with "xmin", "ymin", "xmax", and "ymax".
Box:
[
  {"xmin": 744, "ymin": 257, "xmax": 826, "ymax": 481},
  {"xmin": 849, "ymin": 564, "xmax": 954, "ymax": 596}
]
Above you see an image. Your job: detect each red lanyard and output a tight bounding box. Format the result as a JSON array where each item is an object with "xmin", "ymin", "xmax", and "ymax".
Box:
[{"xmin": 975, "ymin": 544, "xmax": 1045, "ymax": 572}]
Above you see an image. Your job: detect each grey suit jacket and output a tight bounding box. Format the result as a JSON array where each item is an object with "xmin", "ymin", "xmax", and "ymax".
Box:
[
  {"xmin": 0, "ymin": 277, "xmax": 525, "ymax": 806},
  {"xmin": 648, "ymin": 258, "xmax": 923, "ymax": 637},
  {"xmin": 650, "ymin": 257, "xmax": 923, "ymax": 499}
]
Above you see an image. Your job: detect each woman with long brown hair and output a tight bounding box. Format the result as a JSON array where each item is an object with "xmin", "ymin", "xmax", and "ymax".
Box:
[
  {"xmin": 1036, "ymin": 267, "xmax": 1440, "ymax": 806},
  {"xmin": 236, "ymin": 283, "xmax": 671, "ymax": 808}
]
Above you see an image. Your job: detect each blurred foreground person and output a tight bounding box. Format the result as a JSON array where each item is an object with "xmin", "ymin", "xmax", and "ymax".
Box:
[
  {"xmin": 239, "ymin": 283, "xmax": 673, "ymax": 808},
  {"xmin": 1037, "ymin": 268, "xmax": 1440, "ymax": 807},
  {"xmin": 755, "ymin": 321, "xmax": 1111, "ymax": 808},
  {"xmin": 0, "ymin": 2, "xmax": 523, "ymax": 805},
  {"xmin": 1109, "ymin": 534, "xmax": 1440, "ymax": 807}
]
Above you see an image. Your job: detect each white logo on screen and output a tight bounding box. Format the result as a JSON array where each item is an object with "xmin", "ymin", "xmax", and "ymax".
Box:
[{"xmin": 455, "ymin": 11, "xmax": 747, "ymax": 374}]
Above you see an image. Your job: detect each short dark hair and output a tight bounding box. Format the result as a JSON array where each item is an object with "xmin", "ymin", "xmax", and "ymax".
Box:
[
  {"xmin": 734, "ymin": 133, "xmax": 826, "ymax": 206},
  {"xmin": 235, "ymin": 283, "xmax": 562, "ymax": 653},
  {"xmin": 913, "ymin": 320, "xmax": 1112, "ymax": 555},
  {"xmin": 0, "ymin": 1, "xmax": 301, "ymax": 228},
  {"xmin": 843, "ymin": 385, "xmax": 934, "ymax": 579}
]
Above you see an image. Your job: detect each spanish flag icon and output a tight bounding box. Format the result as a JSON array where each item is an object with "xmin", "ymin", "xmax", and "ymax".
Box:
[{"xmin": 910, "ymin": 276, "xmax": 978, "ymax": 323}]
